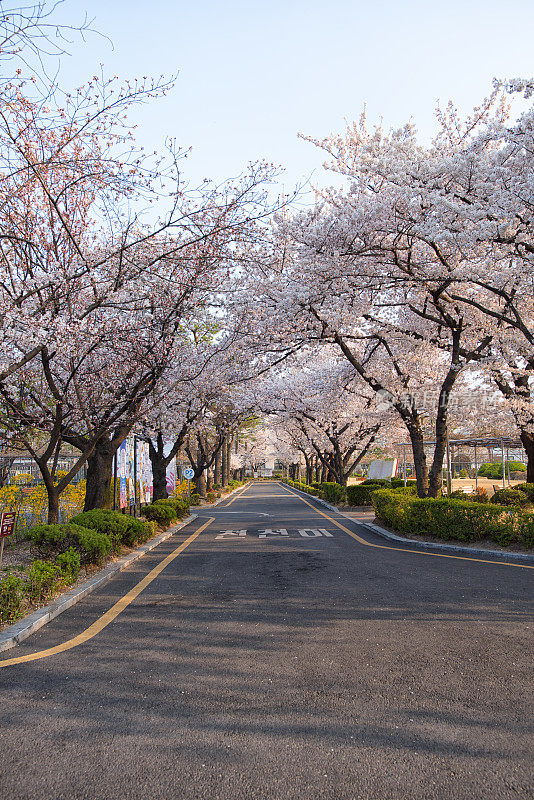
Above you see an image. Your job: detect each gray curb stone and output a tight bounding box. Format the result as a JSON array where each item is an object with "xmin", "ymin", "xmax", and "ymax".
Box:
[
  {"xmin": 0, "ymin": 513, "xmax": 198, "ymax": 654},
  {"xmin": 282, "ymin": 482, "xmax": 534, "ymax": 565}
]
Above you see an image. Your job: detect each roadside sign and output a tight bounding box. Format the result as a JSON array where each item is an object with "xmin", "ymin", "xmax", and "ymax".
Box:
[
  {"xmin": 0, "ymin": 511, "xmax": 17, "ymax": 569},
  {"xmin": 183, "ymin": 468, "xmax": 194, "ymax": 480},
  {"xmin": 0, "ymin": 512, "xmax": 16, "ymax": 538}
]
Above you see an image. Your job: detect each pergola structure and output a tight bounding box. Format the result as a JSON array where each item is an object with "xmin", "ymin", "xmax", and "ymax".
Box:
[{"xmin": 394, "ymin": 436, "xmax": 525, "ymax": 493}]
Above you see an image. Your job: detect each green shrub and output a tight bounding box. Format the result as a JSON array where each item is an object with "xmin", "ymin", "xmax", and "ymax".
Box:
[
  {"xmin": 26, "ymin": 559, "xmax": 62, "ymax": 604},
  {"xmin": 121, "ymin": 517, "xmax": 154, "ymax": 546},
  {"xmin": 515, "ymin": 483, "xmax": 534, "ymax": 502},
  {"xmin": 346, "ymin": 484, "xmax": 376, "ymax": 506},
  {"xmin": 507, "ymin": 461, "xmax": 527, "ymax": 473},
  {"xmin": 73, "ymin": 527, "xmax": 113, "ymax": 563},
  {"xmin": 478, "ymin": 461, "xmax": 526, "ymax": 479},
  {"xmin": 56, "ymin": 547, "xmax": 81, "ymax": 582},
  {"xmin": 189, "ymin": 493, "xmax": 201, "ymax": 506},
  {"xmin": 372, "ymin": 489, "xmax": 534, "ymax": 548},
  {"xmin": 299, "ymin": 482, "xmax": 322, "ymax": 497},
  {"xmin": 0, "ymin": 573, "xmax": 25, "ymax": 623},
  {"xmin": 460, "ymin": 468, "xmax": 468, "ymax": 478},
  {"xmin": 72, "ymin": 509, "xmax": 154, "ymax": 548},
  {"xmin": 318, "ymin": 482, "xmax": 344, "ymax": 503},
  {"xmin": 26, "ymin": 522, "xmax": 79, "ymax": 555},
  {"xmin": 165, "ymin": 497, "xmax": 191, "ymax": 517},
  {"xmin": 142, "ymin": 503, "xmax": 177, "ymax": 525},
  {"xmin": 206, "ymin": 492, "xmax": 216, "ymax": 503},
  {"xmin": 71, "ymin": 510, "xmax": 138, "ymax": 549},
  {"xmin": 372, "ymin": 489, "xmax": 413, "ymax": 530},
  {"xmin": 27, "ymin": 522, "xmax": 113, "ymax": 564},
  {"xmin": 392, "ymin": 484, "xmax": 419, "ymax": 495},
  {"xmin": 516, "ymin": 513, "xmax": 534, "ymax": 549},
  {"xmin": 489, "ymin": 488, "xmax": 529, "ymax": 507},
  {"xmin": 390, "ymin": 478, "xmax": 417, "ymax": 488}
]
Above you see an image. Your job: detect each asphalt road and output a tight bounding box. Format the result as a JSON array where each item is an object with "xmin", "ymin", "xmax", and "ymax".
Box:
[{"xmin": 0, "ymin": 481, "xmax": 532, "ymax": 800}]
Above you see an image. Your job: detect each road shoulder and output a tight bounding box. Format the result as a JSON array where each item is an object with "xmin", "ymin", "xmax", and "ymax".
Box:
[{"xmin": 281, "ymin": 482, "xmax": 534, "ymax": 565}]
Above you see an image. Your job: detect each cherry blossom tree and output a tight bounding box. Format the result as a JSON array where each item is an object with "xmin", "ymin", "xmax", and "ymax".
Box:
[
  {"xmin": 246, "ymin": 81, "xmax": 533, "ymax": 495},
  {"xmin": 247, "ymin": 352, "xmax": 385, "ymax": 487}
]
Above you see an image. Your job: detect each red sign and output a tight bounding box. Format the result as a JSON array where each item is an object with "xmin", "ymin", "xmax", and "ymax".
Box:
[{"xmin": 0, "ymin": 512, "xmax": 17, "ymax": 538}]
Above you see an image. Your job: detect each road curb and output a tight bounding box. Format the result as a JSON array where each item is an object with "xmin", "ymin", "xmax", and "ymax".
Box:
[
  {"xmin": 0, "ymin": 514, "xmax": 198, "ymax": 654},
  {"xmin": 281, "ymin": 482, "xmax": 534, "ymax": 564}
]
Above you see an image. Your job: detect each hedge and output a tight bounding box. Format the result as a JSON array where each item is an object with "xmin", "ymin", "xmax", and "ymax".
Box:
[
  {"xmin": 372, "ymin": 489, "xmax": 534, "ymax": 548},
  {"xmin": 478, "ymin": 461, "xmax": 526, "ymax": 479},
  {"xmin": 71, "ymin": 509, "xmax": 154, "ymax": 548},
  {"xmin": 515, "ymin": 483, "xmax": 534, "ymax": 502},
  {"xmin": 0, "ymin": 547, "xmax": 84, "ymax": 623},
  {"xmin": 26, "ymin": 559, "xmax": 63, "ymax": 604},
  {"xmin": 0, "ymin": 574, "xmax": 25, "ymax": 623},
  {"xmin": 161, "ymin": 497, "xmax": 191, "ymax": 517},
  {"xmin": 143, "ymin": 502, "xmax": 176, "ymax": 525},
  {"xmin": 346, "ymin": 484, "xmax": 375, "ymax": 506},
  {"xmin": 26, "ymin": 522, "xmax": 113, "ymax": 564},
  {"xmin": 490, "ymin": 488, "xmax": 530, "ymax": 507},
  {"xmin": 319, "ymin": 482, "xmax": 345, "ymax": 503},
  {"xmin": 286, "ymin": 480, "xmax": 321, "ymax": 497}
]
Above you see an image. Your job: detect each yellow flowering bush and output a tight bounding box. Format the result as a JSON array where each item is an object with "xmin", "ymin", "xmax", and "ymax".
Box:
[
  {"xmin": 0, "ymin": 478, "xmax": 86, "ymax": 536},
  {"xmin": 11, "ymin": 473, "xmax": 34, "ymax": 485}
]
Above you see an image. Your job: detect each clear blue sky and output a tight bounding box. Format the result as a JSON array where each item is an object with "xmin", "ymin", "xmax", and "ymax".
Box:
[{"xmin": 58, "ymin": 0, "xmax": 534, "ymax": 194}]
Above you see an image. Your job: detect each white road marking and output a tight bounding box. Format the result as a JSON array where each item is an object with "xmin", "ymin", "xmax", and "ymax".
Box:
[
  {"xmin": 215, "ymin": 529, "xmax": 247, "ymax": 539},
  {"xmin": 214, "ymin": 528, "xmax": 336, "ymax": 540},
  {"xmin": 259, "ymin": 528, "xmax": 289, "ymax": 538}
]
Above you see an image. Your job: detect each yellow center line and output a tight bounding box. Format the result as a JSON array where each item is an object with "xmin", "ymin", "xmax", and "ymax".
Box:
[
  {"xmin": 222, "ymin": 485, "xmax": 251, "ymax": 507},
  {"xmin": 0, "ymin": 517, "xmax": 214, "ymax": 668},
  {"xmin": 277, "ymin": 484, "xmax": 534, "ymax": 570}
]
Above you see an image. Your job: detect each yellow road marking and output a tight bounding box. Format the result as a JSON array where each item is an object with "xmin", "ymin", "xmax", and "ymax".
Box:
[
  {"xmin": 277, "ymin": 484, "xmax": 534, "ymax": 570},
  {"xmin": 0, "ymin": 517, "xmax": 214, "ymax": 668},
  {"xmin": 222, "ymin": 485, "xmax": 250, "ymax": 507}
]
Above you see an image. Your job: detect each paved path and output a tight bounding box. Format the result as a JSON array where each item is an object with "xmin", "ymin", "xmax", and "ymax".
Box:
[{"xmin": 0, "ymin": 481, "xmax": 532, "ymax": 799}]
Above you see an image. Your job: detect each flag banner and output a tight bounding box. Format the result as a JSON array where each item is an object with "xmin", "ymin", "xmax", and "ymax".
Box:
[
  {"xmin": 128, "ymin": 437, "xmax": 136, "ymax": 506},
  {"xmin": 166, "ymin": 456, "xmax": 176, "ymax": 494},
  {"xmin": 119, "ymin": 439, "xmax": 128, "ymax": 509}
]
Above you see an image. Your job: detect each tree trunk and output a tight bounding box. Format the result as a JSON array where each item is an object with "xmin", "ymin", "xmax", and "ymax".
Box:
[
  {"xmin": 214, "ymin": 449, "xmax": 222, "ymax": 486},
  {"xmin": 196, "ymin": 471, "xmax": 207, "ymax": 498},
  {"xmin": 46, "ymin": 483, "xmax": 60, "ymax": 524},
  {"xmin": 521, "ymin": 429, "xmax": 534, "ymax": 483},
  {"xmin": 303, "ymin": 453, "xmax": 313, "ymax": 485},
  {"xmin": 408, "ymin": 424, "xmax": 429, "ymax": 498},
  {"xmin": 148, "ymin": 435, "xmax": 169, "ymax": 501},
  {"xmin": 225, "ymin": 438, "xmax": 232, "ymax": 484},
  {"xmin": 151, "ymin": 459, "xmax": 168, "ymax": 501},
  {"xmin": 221, "ymin": 436, "xmax": 228, "ymax": 487},
  {"xmin": 207, "ymin": 471, "xmax": 213, "ymax": 492},
  {"xmin": 84, "ymin": 438, "xmax": 117, "ymax": 511}
]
